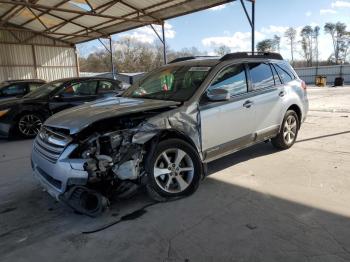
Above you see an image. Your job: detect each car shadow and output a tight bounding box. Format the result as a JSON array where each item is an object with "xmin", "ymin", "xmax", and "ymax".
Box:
[
  {"xmin": 1, "ymin": 173, "xmax": 350, "ymax": 261},
  {"xmin": 208, "ymin": 141, "xmax": 277, "ymax": 175},
  {"xmin": 296, "ymin": 130, "xmax": 350, "ymax": 143}
]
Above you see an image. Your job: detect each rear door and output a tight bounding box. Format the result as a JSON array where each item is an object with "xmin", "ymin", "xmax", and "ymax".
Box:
[
  {"xmin": 200, "ymin": 63, "xmax": 255, "ymax": 161},
  {"xmin": 49, "ymin": 80, "xmax": 98, "ymax": 113},
  {"xmin": 246, "ymin": 62, "xmax": 285, "ymax": 140}
]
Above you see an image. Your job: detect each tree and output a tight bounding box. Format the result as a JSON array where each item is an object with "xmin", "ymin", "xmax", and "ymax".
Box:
[
  {"xmin": 300, "ymin": 25, "xmax": 314, "ymax": 66},
  {"xmin": 284, "ymin": 27, "xmax": 297, "ymax": 65},
  {"xmin": 273, "ymin": 35, "xmax": 281, "ymax": 53},
  {"xmin": 78, "ymin": 36, "xmax": 209, "ymax": 73},
  {"xmin": 214, "ymin": 45, "xmax": 231, "ymax": 56},
  {"xmin": 314, "ymin": 26, "xmax": 320, "ymax": 66},
  {"xmin": 256, "ymin": 39, "xmax": 275, "ymax": 52},
  {"xmin": 324, "ymin": 22, "xmax": 348, "ymax": 63}
]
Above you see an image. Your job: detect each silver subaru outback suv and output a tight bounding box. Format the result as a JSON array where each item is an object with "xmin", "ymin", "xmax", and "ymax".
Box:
[{"xmin": 31, "ymin": 52, "xmax": 308, "ymax": 215}]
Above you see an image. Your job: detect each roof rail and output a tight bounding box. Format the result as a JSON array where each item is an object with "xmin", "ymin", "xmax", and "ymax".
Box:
[
  {"xmin": 168, "ymin": 55, "xmax": 219, "ymax": 64},
  {"xmin": 220, "ymin": 52, "xmax": 283, "ymax": 61}
]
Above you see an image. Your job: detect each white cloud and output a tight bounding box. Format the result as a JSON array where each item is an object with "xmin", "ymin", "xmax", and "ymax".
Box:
[
  {"xmin": 305, "ymin": 11, "xmax": 312, "ymax": 17},
  {"xmin": 261, "ymin": 25, "xmax": 289, "ymax": 35},
  {"xmin": 119, "ymin": 22, "xmax": 176, "ymax": 43},
  {"xmin": 331, "ymin": 0, "xmax": 350, "ymax": 8},
  {"xmin": 202, "ymin": 31, "xmax": 265, "ymax": 52},
  {"xmin": 209, "ymin": 4, "xmax": 228, "ymax": 11},
  {"xmin": 201, "ymin": 25, "xmax": 334, "ymax": 61},
  {"xmin": 320, "ymin": 9, "xmax": 337, "ymax": 15}
]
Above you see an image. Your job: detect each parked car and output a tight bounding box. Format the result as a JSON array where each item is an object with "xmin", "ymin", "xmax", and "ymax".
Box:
[
  {"xmin": 31, "ymin": 52, "xmax": 309, "ymax": 216},
  {"xmin": 0, "ymin": 79, "xmax": 46, "ymax": 99},
  {"xmin": 0, "ymin": 77, "xmax": 123, "ymax": 138}
]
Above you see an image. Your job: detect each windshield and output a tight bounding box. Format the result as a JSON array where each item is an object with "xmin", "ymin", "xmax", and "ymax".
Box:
[
  {"xmin": 24, "ymin": 81, "xmax": 63, "ymax": 99},
  {"xmin": 123, "ymin": 65, "xmax": 211, "ymax": 101},
  {"xmin": 0, "ymin": 82, "xmax": 9, "ymax": 88}
]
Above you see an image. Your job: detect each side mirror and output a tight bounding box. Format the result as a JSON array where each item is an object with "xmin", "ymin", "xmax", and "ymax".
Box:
[
  {"xmin": 52, "ymin": 94, "xmax": 63, "ymax": 101},
  {"xmin": 206, "ymin": 88, "xmax": 230, "ymax": 102}
]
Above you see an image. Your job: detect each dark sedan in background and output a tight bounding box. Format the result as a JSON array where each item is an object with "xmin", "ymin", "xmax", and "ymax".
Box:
[
  {"xmin": 0, "ymin": 79, "xmax": 46, "ymax": 99},
  {"xmin": 0, "ymin": 77, "xmax": 123, "ymax": 138}
]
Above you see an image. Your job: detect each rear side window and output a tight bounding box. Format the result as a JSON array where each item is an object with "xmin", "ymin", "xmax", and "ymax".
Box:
[
  {"xmin": 209, "ymin": 64, "xmax": 247, "ymax": 97},
  {"xmin": 2, "ymin": 83, "xmax": 27, "ymax": 95},
  {"xmin": 248, "ymin": 63, "xmax": 275, "ymax": 90},
  {"xmin": 273, "ymin": 63, "xmax": 296, "ymax": 83},
  {"xmin": 29, "ymin": 83, "xmax": 43, "ymax": 92},
  {"xmin": 59, "ymin": 81, "xmax": 97, "ymax": 97},
  {"xmin": 98, "ymin": 80, "xmax": 115, "ymax": 94}
]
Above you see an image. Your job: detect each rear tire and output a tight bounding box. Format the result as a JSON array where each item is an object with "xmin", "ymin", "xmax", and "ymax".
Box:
[
  {"xmin": 271, "ymin": 110, "xmax": 299, "ymax": 150},
  {"xmin": 16, "ymin": 112, "xmax": 43, "ymax": 138},
  {"xmin": 146, "ymin": 138, "xmax": 202, "ymax": 200}
]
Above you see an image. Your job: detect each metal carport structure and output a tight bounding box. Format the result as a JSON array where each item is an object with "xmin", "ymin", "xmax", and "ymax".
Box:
[{"xmin": 0, "ymin": 0, "xmax": 256, "ymax": 79}]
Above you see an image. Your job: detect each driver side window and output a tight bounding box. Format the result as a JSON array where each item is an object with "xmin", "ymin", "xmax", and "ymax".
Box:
[
  {"xmin": 3, "ymin": 83, "xmax": 27, "ymax": 96},
  {"xmin": 59, "ymin": 81, "xmax": 97, "ymax": 97},
  {"xmin": 208, "ymin": 64, "xmax": 247, "ymax": 97}
]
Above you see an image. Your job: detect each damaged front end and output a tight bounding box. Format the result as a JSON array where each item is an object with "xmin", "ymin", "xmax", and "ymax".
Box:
[{"xmin": 32, "ymin": 101, "xmax": 202, "ymax": 216}]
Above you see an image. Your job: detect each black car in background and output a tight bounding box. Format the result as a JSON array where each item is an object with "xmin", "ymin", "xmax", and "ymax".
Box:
[
  {"xmin": 0, "ymin": 79, "xmax": 46, "ymax": 99},
  {"xmin": 0, "ymin": 77, "xmax": 123, "ymax": 138}
]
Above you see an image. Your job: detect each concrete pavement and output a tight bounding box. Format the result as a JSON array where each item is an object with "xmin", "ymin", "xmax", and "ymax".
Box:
[{"xmin": 0, "ymin": 86, "xmax": 349, "ymax": 262}]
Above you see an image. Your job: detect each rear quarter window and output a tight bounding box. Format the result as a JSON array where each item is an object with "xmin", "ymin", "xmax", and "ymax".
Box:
[{"xmin": 273, "ymin": 63, "xmax": 296, "ymax": 83}]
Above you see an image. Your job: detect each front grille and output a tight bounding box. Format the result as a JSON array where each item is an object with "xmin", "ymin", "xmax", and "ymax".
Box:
[{"xmin": 34, "ymin": 126, "xmax": 72, "ymax": 163}]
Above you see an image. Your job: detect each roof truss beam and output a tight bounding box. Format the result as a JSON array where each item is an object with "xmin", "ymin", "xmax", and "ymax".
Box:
[
  {"xmin": 20, "ymin": 0, "xmax": 70, "ymax": 27},
  {"xmin": 0, "ymin": 0, "xmax": 158, "ymax": 23},
  {"xmin": 59, "ymin": 0, "xmax": 180, "ymax": 41}
]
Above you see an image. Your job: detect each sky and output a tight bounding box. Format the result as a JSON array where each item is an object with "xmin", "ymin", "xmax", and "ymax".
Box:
[{"xmin": 77, "ymin": 0, "xmax": 350, "ymax": 61}]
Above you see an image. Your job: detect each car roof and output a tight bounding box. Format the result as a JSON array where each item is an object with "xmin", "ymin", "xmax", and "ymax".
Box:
[
  {"xmin": 2, "ymin": 79, "xmax": 46, "ymax": 83},
  {"xmin": 164, "ymin": 57, "xmax": 221, "ymax": 67},
  {"xmin": 167, "ymin": 52, "xmax": 286, "ymax": 67},
  {"xmin": 50, "ymin": 77, "xmax": 120, "ymax": 83}
]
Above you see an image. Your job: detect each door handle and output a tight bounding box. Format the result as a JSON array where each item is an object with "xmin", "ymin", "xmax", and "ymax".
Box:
[
  {"xmin": 243, "ymin": 100, "xmax": 253, "ymax": 108},
  {"xmin": 279, "ymin": 91, "xmax": 286, "ymax": 97}
]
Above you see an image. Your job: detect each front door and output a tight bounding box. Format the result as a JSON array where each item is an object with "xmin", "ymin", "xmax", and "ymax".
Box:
[{"xmin": 200, "ymin": 63, "xmax": 256, "ymax": 161}]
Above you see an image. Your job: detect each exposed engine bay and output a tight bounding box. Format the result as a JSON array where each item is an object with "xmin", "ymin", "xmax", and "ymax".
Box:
[{"xmin": 61, "ymin": 110, "xmax": 171, "ymax": 216}]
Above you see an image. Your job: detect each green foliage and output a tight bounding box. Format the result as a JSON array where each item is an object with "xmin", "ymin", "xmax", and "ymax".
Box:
[{"xmin": 79, "ymin": 37, "xmax": 207, "ymax": 73}]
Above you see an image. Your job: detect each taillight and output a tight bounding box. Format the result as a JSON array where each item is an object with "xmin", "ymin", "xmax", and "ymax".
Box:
[{"xmin": 301, "ymin": 80, "xmax": 307, "ymax": 90}]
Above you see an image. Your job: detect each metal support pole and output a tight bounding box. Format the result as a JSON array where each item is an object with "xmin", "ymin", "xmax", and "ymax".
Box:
[
  {"xmin": 162, "ymin": 21, "xmax": 167, "ymax": 64},
  {"xmin": 109, "ymin": 36, "xmax": 115, "ymax": 79},
  {"xmin": 240, "ymin": 0, "xmax": 255, "ymax": 53},
  {"xmin": 251, "ymin": 0, "xmax": 255, "ymax": 53}
]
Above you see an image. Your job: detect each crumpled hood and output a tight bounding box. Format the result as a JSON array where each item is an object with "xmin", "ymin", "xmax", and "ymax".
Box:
[{"xmin": 44, "ymin": 96, "xmax": 180, "ymax": 134}]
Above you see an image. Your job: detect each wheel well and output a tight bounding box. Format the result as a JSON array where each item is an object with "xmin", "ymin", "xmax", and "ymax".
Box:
[
  {"xmin": 13, "ymin": 110, "xmax": 46, "ymax": 123},
  {"xmin": 143, "ymin": 129, "xmax": 199, "ymax": 159},
  {"xmin": 158, "ymin": 129, "xmax": 198, "ymax": 150},
  {"xmin": 287, "ymin": 104, "xmax": 302, "ymax": 128},
  {"xmin": 287, "ymin": 105, "xmax": 302, "ymax": 123},
  {"xmin": 10, "ymin": 110, "xmax": 47, "ymax": 136}
]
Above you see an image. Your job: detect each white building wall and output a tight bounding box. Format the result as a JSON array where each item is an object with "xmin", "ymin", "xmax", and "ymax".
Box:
[{"xmin": 0, "ymin": 30, "xmax": 78, "ymax": 82}]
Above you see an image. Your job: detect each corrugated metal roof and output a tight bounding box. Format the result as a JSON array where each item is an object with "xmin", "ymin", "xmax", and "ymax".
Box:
[{"xmin": 0, "ymin": 0, "xmax": 234, "ymax": 44}]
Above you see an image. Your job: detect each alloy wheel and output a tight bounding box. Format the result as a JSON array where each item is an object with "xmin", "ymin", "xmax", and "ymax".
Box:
[
  {"xmin": 283, "ymin": 115, "xmax": 297, "ymax": 144},
  {"xmin": 153, "ymin": 148, "xmax": 194, "ymax": 194},
  {"xmin": 18, "ymin": 114, "xmax": 42, "ymax": 137}
]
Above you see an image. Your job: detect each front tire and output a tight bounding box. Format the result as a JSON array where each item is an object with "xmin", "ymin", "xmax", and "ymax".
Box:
[
  {"xmin": 271, "ymin": 110, "xmax": 299, "ymax": 149},
  {"xmin": 16, "ymin": 113, "xmax": 43, "ymax": 138},
  {"xmin": 146, "ymin": 138, "xmax": 202, "ymax": 200}
]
